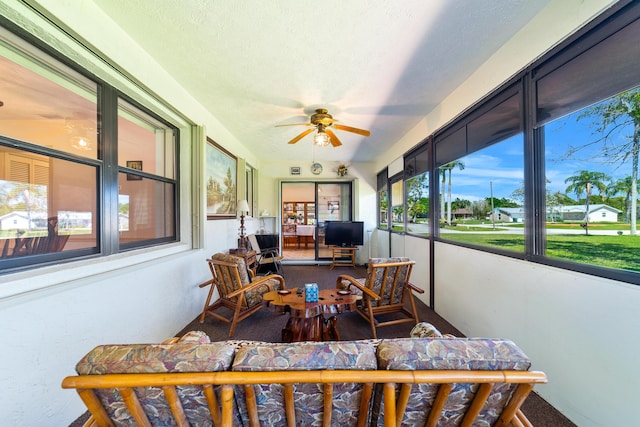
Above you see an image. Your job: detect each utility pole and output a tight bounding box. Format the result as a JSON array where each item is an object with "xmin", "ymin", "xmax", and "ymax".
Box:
[{"xmin": 490, "ymin": 181, "xmax": 495, "ymax": 230}]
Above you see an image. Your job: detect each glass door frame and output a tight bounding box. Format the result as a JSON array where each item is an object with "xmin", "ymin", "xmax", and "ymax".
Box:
[{"xmin": 280, "ymin": 180, "xmax": 354, "ymax": 261}]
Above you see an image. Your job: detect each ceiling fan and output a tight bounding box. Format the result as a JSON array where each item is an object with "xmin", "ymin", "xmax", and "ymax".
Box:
[{"xmin": 275, "ymin": 108, "xmax": 370, "ymax": 147}]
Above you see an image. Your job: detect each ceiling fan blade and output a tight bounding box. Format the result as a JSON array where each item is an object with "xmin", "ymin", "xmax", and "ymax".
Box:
[
  {"xmin": 325, "ymin": 129, "xmax": 342, "ymax": 147},
  {"xmin": 275, "ymin": 123, "xmax": 311, "ymax": 127},
  {"xmin": 287, "ymin": 128, "xmax": 315, "ymax": 144},
  {"xmin": 333, "ymin": 123, "xmax": 371, "ymax": 137}
]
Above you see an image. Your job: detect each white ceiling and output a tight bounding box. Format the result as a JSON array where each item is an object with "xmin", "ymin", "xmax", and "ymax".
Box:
[{"xmin": 92, "ymin": 0, "xmax": 552, "ymax": 163}]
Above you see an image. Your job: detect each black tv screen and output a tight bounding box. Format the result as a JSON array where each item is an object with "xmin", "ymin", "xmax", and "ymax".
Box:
[{"xmin": 324, "ymin": 221, "xmax": 364, "ymax": 247}]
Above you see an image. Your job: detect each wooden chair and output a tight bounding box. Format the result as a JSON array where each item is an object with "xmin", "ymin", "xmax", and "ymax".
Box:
[
  {"xmin": 282, "ymin": 223, "xmax": 298, "ymax": 248},
  {"xmin": 247, "ymin": 234, "xmax": 284, "ymax": 276},
  {"xmin": 337, "ymin": 257, "xmax": 424, "ymax": 338},
  {"xmin": 199, "ymin": 253, "xmax": 285, "ymax": 337}
]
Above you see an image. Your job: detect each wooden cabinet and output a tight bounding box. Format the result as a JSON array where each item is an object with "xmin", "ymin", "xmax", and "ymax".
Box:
[{"xmin": 283, "ymin": 202, "xmax": 315, "ymax": 225}]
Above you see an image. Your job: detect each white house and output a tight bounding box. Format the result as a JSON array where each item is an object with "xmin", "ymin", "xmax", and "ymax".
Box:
[
  {"xmin": 490, "ymin": 204, "xmax": 621, "ymax": 223},
  {"xmin": 0, "ymin": 211, "xmax": 30, "ymax": 231},
  {"xmin": 553, "ymin": 204, "xmax": 621, "ymax": 222}
]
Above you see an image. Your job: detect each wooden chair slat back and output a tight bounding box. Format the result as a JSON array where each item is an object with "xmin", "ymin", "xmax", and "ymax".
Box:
[
  {"xmin": 323, "ymin": 383, "xmax": 334, "ymax": 427},
  {"xmin": 426, "ymin": 383, "xmax": 453, "ymax": 427},
  {"xmin": 460, "ymin": 383, "xmax": 494, "ymax": 427},
  {"xmin": 202, "ymin": 384, "xmax": 221, "ymax": 426},
  {"xmin": 162, "ymin": 386, "xmax": 189, "ymax": 427},
  {"xmin": 366, "ymin": 260, "xmax": 414, "ymax": 306},
  {"xmin": 119, "ymin": 387, "xmax": 152, "ymax": 427}
]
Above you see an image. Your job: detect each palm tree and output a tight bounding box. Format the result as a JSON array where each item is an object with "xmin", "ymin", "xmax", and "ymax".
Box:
[
  {"xmin": 606, "ymin": 176, "xmax": 636, "ymax": 223},
  {"xmin": 565, "ymin": 170, "xmax": 610, "ymax": 235},
  {"xmin": 443, "ymin": 161, "xmax": 465, "ymax": 225},
  {"xmin": 440, "ymin": 169, "xmax": 446, "ymax": 222},
  {"xmin": 575, "ymin": 89, "xmax": 640, "ymax": 235},
  {"xmin": 437, "ymin": 161, "xmax": 466, "ymax": 225}
]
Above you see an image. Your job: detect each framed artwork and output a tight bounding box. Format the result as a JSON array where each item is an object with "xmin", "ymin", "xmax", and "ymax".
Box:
[
  {"xmin": 290, "ymin": 166, "xmax": 301, "ymax": 175},
  {"xmin": 328, "ymin": 201, "xmax": 339, "ymax": 210},
  {"xmin": 206, "ymin": 138, "xmax": 237, "ymax": 219},
  {"xmin": 126, "ymin": 160, "xmax": 143, "ymax": 181}
]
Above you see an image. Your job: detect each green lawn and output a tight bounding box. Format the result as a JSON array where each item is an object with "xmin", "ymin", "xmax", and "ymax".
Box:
[{"xmin": 442, "ymin": 233, "xmax": 640, "ymax": 271}]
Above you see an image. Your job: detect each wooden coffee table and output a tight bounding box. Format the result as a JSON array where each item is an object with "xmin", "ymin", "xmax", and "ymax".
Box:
[{"xmin": 262, "ymin": 288, "xmax": 362, "ymax": 342}]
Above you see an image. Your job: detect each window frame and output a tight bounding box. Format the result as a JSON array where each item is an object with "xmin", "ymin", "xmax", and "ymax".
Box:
[
  {"xmin": 422, "ymin": 0, "xmax": 640, "ymax": 284},
  {"xmin": 0, "ymin": 20, "xmax": 180, "ymax": 274}
]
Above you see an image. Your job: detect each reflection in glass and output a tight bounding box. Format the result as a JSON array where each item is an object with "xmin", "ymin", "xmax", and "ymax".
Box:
[
  {"xmin": 118, "ymin": 173, "xmax": 175, "ymax": 245},
  {"xmin": 0, "ymin": 146, "xmax": 98, "ymax": 258}
]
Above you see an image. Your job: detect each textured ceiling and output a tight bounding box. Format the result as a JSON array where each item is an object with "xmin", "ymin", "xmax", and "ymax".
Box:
[{"xmin": 92, "ymin": 0, "xmax": 551, "ymax": 163}]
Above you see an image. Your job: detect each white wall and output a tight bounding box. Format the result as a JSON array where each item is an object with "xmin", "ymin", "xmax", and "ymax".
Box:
[
  {"xmin": 259, "ymin": 160, "xmax": 377, "ymax": 265},
  {"xmin": 434, "ymin": 243, "xmax": 640, "ymax": 426},
  {"xmin": 0, "ymin": 0, "xmax": 626, "ymax": 425},
  {"xmin": 375, "ymin": 1, "xmax": 636, "ymax": 425},
  {"xmin": 0, "ymin": 2, "xmax": 255, "ymax": 426}
]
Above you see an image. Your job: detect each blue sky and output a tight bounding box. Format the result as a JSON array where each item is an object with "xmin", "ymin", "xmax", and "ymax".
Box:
[{"xmin": 449, "ymin": 110, "xmax": 634, "ymax": 204}]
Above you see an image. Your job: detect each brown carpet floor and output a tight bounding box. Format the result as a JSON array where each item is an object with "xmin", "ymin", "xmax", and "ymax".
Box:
[{"xmin": 70, "ymin": 264, "xmax": 575, "ymax": 426}]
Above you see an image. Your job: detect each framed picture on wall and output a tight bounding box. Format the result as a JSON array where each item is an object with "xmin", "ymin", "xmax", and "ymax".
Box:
[
  {"xmin": 126, "ymin": 160, "xmax": 143, "ymax": 181},
  {"xmin": 206, "ymin": 138, "xmax": 237, "ymax": 219}
]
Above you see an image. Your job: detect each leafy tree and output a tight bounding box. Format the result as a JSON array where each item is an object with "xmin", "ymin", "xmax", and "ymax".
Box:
[
  {"xmin": 571, "ymin": 89, "xmax": 640, "ymax": 234},
  {"xmin": 486, "ymin": 197, "xmax": 518, "ymax": 208},
  {"xmin": 565, "ymin": 170, "xmax": 610, "ymax": 234},
  {"xmin": 606, "ymin": 176, "xmax": 638, "ymax": 222},
  {"xmin": 406, "ymin": 174, "xmax": 428, "ymax": 222},
  {"xmin": 470, "ymin": 199, "xmax": 488, "ymax": 220}
]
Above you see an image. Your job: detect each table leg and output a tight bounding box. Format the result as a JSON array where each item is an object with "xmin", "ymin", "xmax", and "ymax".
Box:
[{"xmin": 281, "ymin": 315, "xmax": 339, "ymax": 342}]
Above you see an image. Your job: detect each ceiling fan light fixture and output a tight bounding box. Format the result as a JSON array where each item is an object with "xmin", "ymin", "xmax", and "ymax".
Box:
[{"xmin": 314, "ymin": 130, "xmax": 330, "ymax": 147}]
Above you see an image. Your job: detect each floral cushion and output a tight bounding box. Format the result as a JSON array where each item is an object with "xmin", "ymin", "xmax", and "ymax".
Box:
[
  {"xmin": 179, "ymin": 330, "xmax": 211, "ymax": 343},
  {"xmin": 409, "ymin": 322, "xmax": 443, "ymax": 338},
  {"xmin": 339, "ymin": 257, "xmax": 411, "ymax": 307},
  {"xmin": 76, "ymin": 341, "xmax": 235, "ymax": 426},
  {"xmin": 232, "ymin": 341, "xmax": 377, "ymax": 426},
  {"xmin": 211, "ymin": 253, "xmax": 282, "ymax": 307},
  {"xmin": 371, "ymin": 338, "xmax": 531, "ymax": 427}
]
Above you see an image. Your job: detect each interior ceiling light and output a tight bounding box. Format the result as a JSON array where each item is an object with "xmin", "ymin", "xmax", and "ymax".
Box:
[
  {"xmin": 276, "ymin": 108, "xmax": 370, "ymax": 148},
  {"xmin": 71, "ymin": 136, "xmax": 91, "ymax": 151},
  {"xmin": 314, "ymin": 129, "xmax": 330, "ymax": 147}
]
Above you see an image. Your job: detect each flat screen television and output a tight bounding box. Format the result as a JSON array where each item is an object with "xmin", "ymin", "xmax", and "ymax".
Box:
[{"xmin": 324, "ymin": 221, "xmax": 364, "ymax": 247}]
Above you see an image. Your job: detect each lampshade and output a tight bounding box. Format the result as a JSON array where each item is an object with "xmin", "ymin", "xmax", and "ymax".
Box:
[
  {"xmin": 314, "ymin": 130, "xmax": 330, "ymax": 147},
  {"xmin": 237, "ymin": 199, "xmax": 250, "ymax": 214}
]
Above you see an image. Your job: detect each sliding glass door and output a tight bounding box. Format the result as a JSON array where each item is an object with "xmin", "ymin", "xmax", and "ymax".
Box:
[{"xmin": 281, "ymin": 181, "xmax": 353, "ymax": 260}]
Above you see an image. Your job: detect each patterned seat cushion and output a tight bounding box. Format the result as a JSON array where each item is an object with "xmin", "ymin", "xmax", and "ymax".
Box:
[
  {"xmin": 211, "ymin": 252, "xmax": 282, "ymax": 307},
  {"xmin": 232, "ymin": 341, "xmax": 377, "ymax": 426},
  {"xmin": 76, "ymin": 341, "xmax": 235, "ymax": 426},
  {"xmin": 372, "ymin": 338, "xmax": 531, "ymax": 426},
  {"xmin": 339, "ymin": 257, "xmax": 411, "ymax": 307}
]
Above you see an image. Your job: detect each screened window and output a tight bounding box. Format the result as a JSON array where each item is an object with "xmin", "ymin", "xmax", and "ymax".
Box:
[
  {"xmin": 390, "ymin": 176, "xmax": 404, "ymax": 232},
  {"xmin": 404, "ymin": 144, "xmax": 429, "ymax": 236},
  {"xmin": 377, "ymin": 170, "xmax": 388, "ymax": 229},
  {"xmin": 540, "ymin": 86, "xmax": 640, "ymax": 273},
  {"xmin": 436, "ymin": 90, "xmax": 525, "ymax": 253}
]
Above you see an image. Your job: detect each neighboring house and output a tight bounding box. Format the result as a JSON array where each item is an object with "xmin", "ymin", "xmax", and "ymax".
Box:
[
  {"xmin": 487, "ymin": 207, "xmax": 525, "ymax": 223},
  {"xmin": 552, "ymin": 204, "xmax": 621, "ymax": 222},
  {"xmin": 0, "ymin": 211, "xmax": 48, "ymax": 230},
  {"xmin": 452, "ymin": 208, "xmax": 473, "ymax": 221},
  {"xmin": 0, "ymin": 211, "xmax": 31, "ymax": 230},
  {"xmin": 489, "ymin": 204, "xmax": 621, "ymax": 223}
]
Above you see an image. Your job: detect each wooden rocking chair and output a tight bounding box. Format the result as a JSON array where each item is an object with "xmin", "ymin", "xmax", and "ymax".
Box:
[
  {"xmin": 199, "ymin": 252, "xmax": 285, "ymax": 337},
  {"xmin": 337, "ymin": 257, "xmax": 424, "ymax": 338}
]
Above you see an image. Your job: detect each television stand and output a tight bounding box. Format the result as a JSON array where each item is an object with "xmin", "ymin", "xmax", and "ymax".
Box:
[{"xmin": 329, "ymin": 246, "xmax": 357, "ymax": 270}]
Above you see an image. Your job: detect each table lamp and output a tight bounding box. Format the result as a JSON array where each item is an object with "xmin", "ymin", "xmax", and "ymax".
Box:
[{"xmin": 237, "ymin": 199, "xmax": 250, "ymax": 252}]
